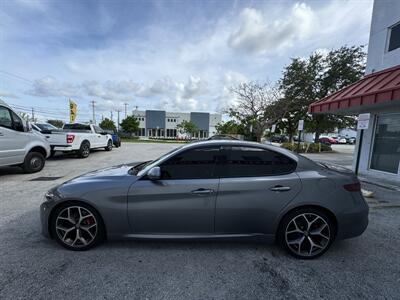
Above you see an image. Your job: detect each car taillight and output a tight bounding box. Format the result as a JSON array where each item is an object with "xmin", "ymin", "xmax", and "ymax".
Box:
[
  {"xmin": 343, "ymin": 182, "xmax": 361, "ymax": 192},
  {"xmin": 66, "ymin": 134, "xmax": 75, "ymax": 143}
]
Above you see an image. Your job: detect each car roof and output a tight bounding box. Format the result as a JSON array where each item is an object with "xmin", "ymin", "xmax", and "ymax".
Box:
[{"xmin": 179, "ymin": 140, "xmax": 300, "ymax": 162}]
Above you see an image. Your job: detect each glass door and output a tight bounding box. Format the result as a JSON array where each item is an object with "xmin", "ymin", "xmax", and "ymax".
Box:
[{"xmin": 370, "ymin": 113, "xmax": 400, "ymax": 174}]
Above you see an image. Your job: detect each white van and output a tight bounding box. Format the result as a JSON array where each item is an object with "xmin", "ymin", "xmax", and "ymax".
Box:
[{"xmin": 0, "ymin": 100, "xmax": 51, "ymax": 173}]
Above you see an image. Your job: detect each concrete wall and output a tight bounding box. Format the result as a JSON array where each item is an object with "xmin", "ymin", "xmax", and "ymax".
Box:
[{"xmin": 365, "ymin": 0, "xmax": 400, "ymax": 74}]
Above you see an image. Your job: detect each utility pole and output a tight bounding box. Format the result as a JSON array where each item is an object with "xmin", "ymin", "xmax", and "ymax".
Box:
[
  {"xmin": 124, "ymin": 102, "xmax": 129, "ymax": 118},
  {"xmin": 90, "ymin": 100, "xmax": 96, "ymax": 124},
  {"xmin": 117, "ymin": 110, "xmax": 121, "ymax": 132},
  {"xmin": 110, "ymin": 111, "xmax": 113, "ymax": 121},
  {"xmin": 31, "ymin": 107, "xmax": 35, "ymax": 122}
]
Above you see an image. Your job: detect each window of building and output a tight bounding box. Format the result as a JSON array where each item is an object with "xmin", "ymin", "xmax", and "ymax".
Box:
[
  {"xmin": 160, "ymin": 147, "xmax": 221, "ymax": 179},
  {"xmin": 220, "ymin": 146, "xmax": 297, "ymax": 177},
  {"xmin": 388, "ymin": 22, "xmax": 400, "ymax": 52},
  {"xmin": 370, "ymin": 113, "xmax": 400, "ymax": 174}
]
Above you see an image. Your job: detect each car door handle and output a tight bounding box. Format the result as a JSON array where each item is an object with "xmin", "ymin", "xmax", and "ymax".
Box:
[
  {"xmin": 269, "ymin": 185, "xmax": 291, "ymax": 192},
  {"xmin": 191, "ymin": 188, "xmax": 214, "ymax": 195}
]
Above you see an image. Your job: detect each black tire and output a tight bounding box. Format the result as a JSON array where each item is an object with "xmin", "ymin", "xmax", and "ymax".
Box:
[
  {"xmin": 105, "ymin": 139, "xmax": 113, "ymax": 151},
  {"xmin": 77, "ymin": 141, "xmax": 90, "ymax": 158},
  {"xmin": 50, "ymin": 202, "xmax": 105, "ymax": 251},
  {"xmin": 277, "ymin": 207, "xmax": 335, "ymax": 259},
  {"xmin": 22, "ymin": 152, "xmax": 45, "ymax": 173}
]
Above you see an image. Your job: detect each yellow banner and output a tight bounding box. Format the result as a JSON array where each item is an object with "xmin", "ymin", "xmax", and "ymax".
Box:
[{"xmin": 69, "ymin": 100, "xmax": 77, "ymax": 123}]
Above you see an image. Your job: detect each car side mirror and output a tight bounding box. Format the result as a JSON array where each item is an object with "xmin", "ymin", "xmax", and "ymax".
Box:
[
  {"xmin": 24, "ymin": 121, "xmax": 32, "ymax": 132},
  {"xmin": 147, "ymin": 166, "xmax": 161, "ymax": 180}
]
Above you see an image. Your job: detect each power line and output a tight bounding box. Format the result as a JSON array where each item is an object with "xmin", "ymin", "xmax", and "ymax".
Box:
[{"xmin": 0, "ymin": 70, "xmax": 34, "ymax": 83}]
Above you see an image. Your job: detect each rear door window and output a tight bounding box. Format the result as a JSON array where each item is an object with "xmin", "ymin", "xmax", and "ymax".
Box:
[{"xmin": 222, "ymin": 146, "xmax": 296, "ymax": 177}]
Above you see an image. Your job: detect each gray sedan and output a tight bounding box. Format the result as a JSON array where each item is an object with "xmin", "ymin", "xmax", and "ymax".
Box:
[{"xmin": 40, "ymin": 140, "xmax": 368, "ymax": 259}]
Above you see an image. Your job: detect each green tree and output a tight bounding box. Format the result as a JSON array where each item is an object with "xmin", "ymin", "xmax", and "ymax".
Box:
[
  {"xmin": 176, "ymin": 120, "xmax": 198, "ymax": 139},
  {"xmin": 47, "ymin": 119, "xmax": 64, "ymax": 128},
  {"xmin": 280, "ymin": 45, "xmax": 365, "ymax": 141},
  {"xmin": 228, "ymin": 82, "xmax": 287, "ymax": 142},
  {"xmin": 120, "ymin": 116, "xmax": 139, "ymax": 136},
  {"xmin": 99, "ymin": 118, "xmax": 116, "ymax": 130},
  {"xmin": 215, "ymin": 120, "xmax": 245, "ymax": 135}
]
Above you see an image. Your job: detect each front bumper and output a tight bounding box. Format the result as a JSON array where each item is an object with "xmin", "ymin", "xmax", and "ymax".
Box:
[{"xmin": 40, "ymin": 201, "xmax": 52, "ymax": 238}]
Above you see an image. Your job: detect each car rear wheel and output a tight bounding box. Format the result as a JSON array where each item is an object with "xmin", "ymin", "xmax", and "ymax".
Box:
[
  {"xmin": 105, "ymin": 140, "xmax": 113, "ymax": 151},
  {"xmin": 278, "ymin": 208, "xmax": 335, "ymax": 259},
  {"xmin": 51, "ymin": 203, "xmax": 104, "ymax": 251},
  {"xmin": 77, "ymin": 141, "xmax": 90, "ymax": 158},
  {"xmin": 22, "ymin": 152, "xmax": 45, "ymax": 173}
]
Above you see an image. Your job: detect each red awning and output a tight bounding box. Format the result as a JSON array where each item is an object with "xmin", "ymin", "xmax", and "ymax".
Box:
[{"xmin": 309, "ymin": 64, "xmax": 400, "ymax": 114}]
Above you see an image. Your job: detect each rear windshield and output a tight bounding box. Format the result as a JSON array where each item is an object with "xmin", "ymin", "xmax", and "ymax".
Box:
[{"xmin": 63, "ymin": 124, "xmax": 91, "ymax": 132}]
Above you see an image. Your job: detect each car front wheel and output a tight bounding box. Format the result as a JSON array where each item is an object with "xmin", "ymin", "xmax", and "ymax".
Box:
[
  {"xmin": 22, "ymin": 152, "xmax": 45, "ymax": 173},
  {"xmin": 51, "ymin": 203, "xmax": 104, "ymax": 251},
  {"xmin": 278, "ymin": 208, "xmax": 335, "ymax": 259}
]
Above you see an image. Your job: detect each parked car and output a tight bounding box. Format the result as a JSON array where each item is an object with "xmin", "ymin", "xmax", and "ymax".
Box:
[
  {"xmin": 104, "ymin": 129, "xmax": 121, "ymax": 147},
  {"xmin": 40, "ymin": 140, "xmax": 368, "ymax": 259},
  {"xmin": 337, "ymin": 136, "xmax": 347, "ymax": 144},
  {"xmin": 207, "ymin": 134, "xmax": 238, "ymax": 140},
  {"xmin": 41, "ymin": 123, "xmax": 113, "ymax": 158},
  {"xmin": 269, "ymin": 135, "xmax": 289, "ymax": 143},
  {"xmin": 0, "ymin": 100, "xmax": 51, "ymax": 173},
  {"xmin": 347, "ymin": 137, "xmax": 356, "ymax": 144},
  {"xmin": 318, "ymin": 137, "xmax": 337, "ymax": 145}
]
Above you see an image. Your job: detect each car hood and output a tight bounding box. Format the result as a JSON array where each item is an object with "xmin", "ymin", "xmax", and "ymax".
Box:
[
  {"xmin": 66, "ymin": 162, "xmax": 143, "ymax": 183},
  {"xmin": 53, "ymin": 162, "xmax": 145, "ymax": 199}
]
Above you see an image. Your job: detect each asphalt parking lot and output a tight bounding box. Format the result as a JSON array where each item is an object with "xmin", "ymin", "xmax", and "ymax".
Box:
[{"xmin": 1, "ymin": 143, "xmax": 399, "ymax": 299}]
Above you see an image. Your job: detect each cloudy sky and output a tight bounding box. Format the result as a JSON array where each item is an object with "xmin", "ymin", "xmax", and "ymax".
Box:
[{"xmin": 1, "ymin": 0, "xmax": 373, "ymax": 122}]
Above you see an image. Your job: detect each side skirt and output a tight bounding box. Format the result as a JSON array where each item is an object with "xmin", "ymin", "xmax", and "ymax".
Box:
[{"xmin": 118, "ymin": 233, "xmax": 276, "ymax": 244}]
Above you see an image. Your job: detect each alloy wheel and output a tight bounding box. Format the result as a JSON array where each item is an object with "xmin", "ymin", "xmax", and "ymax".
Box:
[
  {"xmin": 285, "ymin": 213, "xmax": 331, "ymax": 257},
  {"xmin": 55, "ymin": 206, "xmax": 98, "ymax": 248}
]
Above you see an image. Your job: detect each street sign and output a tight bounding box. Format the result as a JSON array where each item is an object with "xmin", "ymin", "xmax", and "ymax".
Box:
[
  {"xmin": 357, "ymin": 113, "xmax": 370, "ymax": 130},
  {"xmin": 298, "ymin": 120, "xmax": 304, "ymax": 131},
  {"xmin": 271, "ymin": 124, "xmax": 276, "ymax": 133}
]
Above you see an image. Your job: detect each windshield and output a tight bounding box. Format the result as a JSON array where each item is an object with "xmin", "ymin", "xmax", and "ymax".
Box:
[
  {"xmin": 36, "ymin": 123, "xmax": 57, "ymax": 130},
  {"xmin": 137, "ymin": 146, "xmax": 183, "ymax": 176}
]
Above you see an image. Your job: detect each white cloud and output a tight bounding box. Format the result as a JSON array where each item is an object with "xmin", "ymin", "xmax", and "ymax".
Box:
[
  {"xmin": 228, "ymin": 4, "xmax": 316, "ymax": 55},
  {"xmin": 27, "ymin": 77, "xmax": 80, "ymax": 97}
]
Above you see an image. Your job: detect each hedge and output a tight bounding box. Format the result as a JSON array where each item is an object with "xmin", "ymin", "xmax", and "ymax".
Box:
[{"xmin": 280, "ymin": 142, "xmax": 332, "ymax": 153}]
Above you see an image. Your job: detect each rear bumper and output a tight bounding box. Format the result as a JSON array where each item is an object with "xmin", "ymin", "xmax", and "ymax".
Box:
[
  {"xmin": 336, "ymin": 205, "xmax": 369, "ymax": 240},
  {"xmin": 53, "ymin": 145, "xmax": 74, "ymax": 151}
]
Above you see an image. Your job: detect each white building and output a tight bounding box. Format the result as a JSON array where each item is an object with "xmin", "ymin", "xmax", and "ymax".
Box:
[
  {"xmin": 132, "ymin": 109, "xmax": 221, "ymax": 139},
  {"xmin": 309, "ymin": 0, "xmax": 400, "ymax": 186}
]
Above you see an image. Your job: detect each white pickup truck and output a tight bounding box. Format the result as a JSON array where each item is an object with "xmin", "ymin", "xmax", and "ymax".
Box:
[{"xmin": 42, "ymin": 123, "xmax": 113, "ymax": 158}]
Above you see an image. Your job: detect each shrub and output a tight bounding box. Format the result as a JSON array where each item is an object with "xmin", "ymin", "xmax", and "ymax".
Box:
[{"xmin": 280, "ymin": 142, "xmax": 332, "ymax": 153}]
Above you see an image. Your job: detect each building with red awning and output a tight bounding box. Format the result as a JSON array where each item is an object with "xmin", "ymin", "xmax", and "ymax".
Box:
[{"xmin": 309, "ymin": 0, "xmax": 400, "ymax": 185}]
